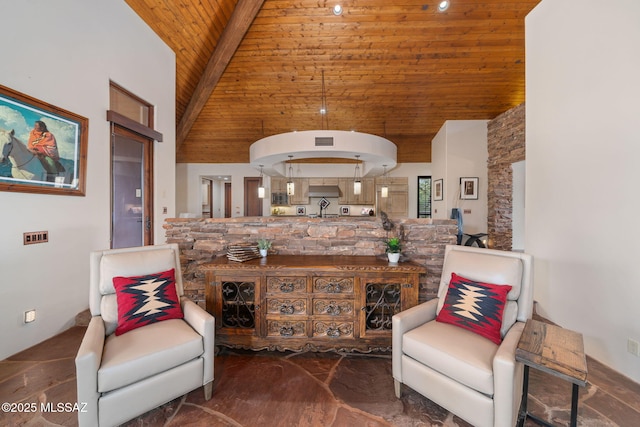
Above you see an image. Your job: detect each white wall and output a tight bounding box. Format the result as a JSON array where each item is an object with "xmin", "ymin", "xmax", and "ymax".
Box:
[
  {"xmin": 431, "ymin": 125, "xmax": 447, "ymax": 218},
  {"xmin": 526, "ymin": 0, "xmax": 640, "ymax": 382},
  {"xmin": 0, "ymin": 0, "xmax": 176, "ymax": 359},
  {"xmin": 430, "ymin": 120, "xmax": 488, "ymax": 235},
  {"xmin": 512, "ymin": 160, "xmax": 526, "ymax": 251},
  {"xmin": 175, "ymin": 162, "xmax": 431, "ymax": 218}
]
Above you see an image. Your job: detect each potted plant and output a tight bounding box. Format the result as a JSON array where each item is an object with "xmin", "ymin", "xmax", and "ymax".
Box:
[
  {"xmin": 257, "ymin": 239, "xmax": 272, "ymax": 257},
  {"xmin": 385, "ymin": 237, "xmax": 401, "ymax": 263}
]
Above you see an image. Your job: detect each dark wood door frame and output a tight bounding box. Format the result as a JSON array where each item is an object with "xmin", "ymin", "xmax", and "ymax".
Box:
[
  {"xmin": 224, "ymin": 182, "xmax": 232, "ymax": 218},
  {"xmin": 110, "ymin": 125, "xmax": 153, "ymax": 247},
  {"xmin": 244, "ymin": 176, "xmax": 263, "ymax": 217}
]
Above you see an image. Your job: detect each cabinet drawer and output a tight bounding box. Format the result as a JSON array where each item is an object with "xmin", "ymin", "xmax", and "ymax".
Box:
[
  {"xmin": 312, "ymin": 277, "xmax": 354, "ymax": 294},
  {"xmin": 313, "ymin": 321, "xmax": 354, "ymax": 339},
  {"xmin": 266, "ymin": 298, "xmax": 307, "ymax": 315},
  {"xmin": 312, "ymin": 298, "xmax": 354, "ymax": 317},
  {"xmin": 266, "ymin": 276, "xmax": 306, "ymax": 294},
  {"xmin": 266, "ymin": 320, "xmax": 306, "ymax": 337}
]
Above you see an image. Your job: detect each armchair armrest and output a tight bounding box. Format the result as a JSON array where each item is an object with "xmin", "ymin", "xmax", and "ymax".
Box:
[
  {"xmin": 75, "ymin": 316, "xmax": 105, "ymax": 427},
  {"xmin": 493, "ymin": 320, "xmax": 526, "ymax": 427},
  {"xmin": 392, "ymin": 299, "xmax": 439, "ymax": 382},
  {"xmin": 181, "ymin": 297, "xmax": 215, "ymax": 384}
]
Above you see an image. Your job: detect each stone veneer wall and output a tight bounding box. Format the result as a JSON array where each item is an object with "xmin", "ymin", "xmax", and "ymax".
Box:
[
  {"xmin": 164, "ymin": 217, "xmax": 457, "ymax": 307},
  {"xmin": 487, "ymin": 103, "xmax": 526, "ymax": 250}
]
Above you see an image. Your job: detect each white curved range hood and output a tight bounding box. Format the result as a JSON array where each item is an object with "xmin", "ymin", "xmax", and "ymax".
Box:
[{"xmin": 250, "ymin": 130, "xmax": 397, "ymax": 177}]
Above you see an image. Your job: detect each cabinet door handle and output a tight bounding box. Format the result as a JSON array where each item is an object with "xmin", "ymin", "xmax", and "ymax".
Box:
[
  {"xmin": 280, "ymin": 283, "xmax": 294, "ymax": 293},
  {"xmin": 326, "ymin": 303, "xmax": 341, "ymax": 316},
  {"xmin": 327, "ymin": 283, "xmax": 342, "ymax": 293},
  {"xmin": 280, "ymin": 304, "xmax": 295, "ymax": 315},
  {"xmin": 326, "ymin": 327, "xmax": 341, "ymax": 338},
  {"xmin": 280, "ymin": 326, "xmax": 294, "ymax": 336}
]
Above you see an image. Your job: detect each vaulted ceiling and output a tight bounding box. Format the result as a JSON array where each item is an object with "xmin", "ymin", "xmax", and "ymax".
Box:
[{"xmin": 125, "ymin": 0, "xmax": 540, "ymax": 164}]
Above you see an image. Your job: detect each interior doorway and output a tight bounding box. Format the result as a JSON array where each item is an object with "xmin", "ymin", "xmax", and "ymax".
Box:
[
  {"xmin": 111, "ymin": 126, "xmax": 153, "ymax": 248},
  {"xmin": 244, "ymin": 176, "xmax": 263, "ymax": 217},
  {"xmin": 201, "ymin": 178, "xmax": 212, "ymax": 218},
  {"xmin": 108, "ymin": 82, "xmax": 159, "ymax": 249},
  {"xmin": 224, "ymin": 182, "xmax": 232, "ymax": 218}
]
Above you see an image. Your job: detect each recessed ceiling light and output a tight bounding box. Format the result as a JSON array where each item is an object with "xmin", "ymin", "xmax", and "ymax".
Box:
[
  {"xmin": 333, "ymin": 4, "xmax": 343, "ymax": 16},
  {"xmin": 438, "ymin": 1, "xmax": 450, "ymax": 12}
]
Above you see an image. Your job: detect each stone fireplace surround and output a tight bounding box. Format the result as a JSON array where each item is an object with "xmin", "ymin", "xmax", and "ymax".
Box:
[{"xmin": 164, "ymin": 217, "xmax": 457, "ymax": 307}]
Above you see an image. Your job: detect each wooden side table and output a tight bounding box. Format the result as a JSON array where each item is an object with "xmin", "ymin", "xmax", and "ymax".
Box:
[{"xmin": 516, "ymin": 319, "xmax": 588, "ymax": 427}]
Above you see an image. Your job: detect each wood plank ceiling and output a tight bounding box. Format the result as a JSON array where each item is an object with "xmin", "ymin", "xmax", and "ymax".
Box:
[{"xmin": 125, "ymin": 0, "xmax": 540, "ymax": 164}]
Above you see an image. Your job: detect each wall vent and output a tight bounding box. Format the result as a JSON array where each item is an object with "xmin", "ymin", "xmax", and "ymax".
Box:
[{"xmin": 315, "ymin": 137, "xmax": 334, "ymax": 146}]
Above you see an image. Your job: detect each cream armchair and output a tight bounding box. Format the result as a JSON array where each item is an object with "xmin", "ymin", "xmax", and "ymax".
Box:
[
  {"xmin": 392, "ymin": 245, "xmax": 533, "ymax": 427},
  {"xmin": 75, "ymin": 244, "xmax": 214, "ymax": 427}
]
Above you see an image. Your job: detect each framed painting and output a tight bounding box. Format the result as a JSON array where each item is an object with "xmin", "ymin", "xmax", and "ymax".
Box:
[
  {"xmin": 0, "ymin": 84, "xmax": 88, "ymax": 196},
  {"xmin": 433, "ymin": 179, "xmax": 443, "ymax": 201},
  {"xmin": 460, "ymin": 177, "xmax": 478, "ymax": 200},
  {"xmin": 340, "ymin": 206, "xmax": 350, "ymax": 216},
  {"xmin": 296, "ymin": 206, "xmax": 306, "ymax": 216}
]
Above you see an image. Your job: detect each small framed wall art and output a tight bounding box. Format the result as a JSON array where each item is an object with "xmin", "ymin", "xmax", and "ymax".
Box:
[
  {"xmin": 296, "ymin": 206, "xmax": 306, "ymax": 215},
  {"xmin": 340, "ymin": 206, "xmax": 350, "ymax": 216},
  {"xmin": 433, "ymin": 179, "xmax": 443, "ymax": 201},
  {"xmin": 460, "ymin": 177, "xmax": 479, "ymax": 200}
]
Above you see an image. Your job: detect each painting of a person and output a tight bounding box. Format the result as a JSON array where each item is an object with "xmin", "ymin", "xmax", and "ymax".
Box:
[
  {"xmin": 27, "ymin": 120, "xmax": 65, "ymax": 177},
  {"xmin": 465, "ymin": 181, "xmax": 473, "ymax": 195}
]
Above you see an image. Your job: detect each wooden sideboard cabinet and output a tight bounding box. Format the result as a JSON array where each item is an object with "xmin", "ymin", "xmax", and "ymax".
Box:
[{"xmin": 203, "ymin": 255, "xmax": 426, "ymax": 352}]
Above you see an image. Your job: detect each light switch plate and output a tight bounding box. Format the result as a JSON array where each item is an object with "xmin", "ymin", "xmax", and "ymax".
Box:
[{"xmin": 24, "ymin": 231, "xmax": 48, "ymax": 245}]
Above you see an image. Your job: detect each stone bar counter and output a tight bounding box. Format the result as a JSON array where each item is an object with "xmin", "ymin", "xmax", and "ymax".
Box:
[{"xmin": 164, "ymin": 216, "xmax": 457, "ymax": 307}]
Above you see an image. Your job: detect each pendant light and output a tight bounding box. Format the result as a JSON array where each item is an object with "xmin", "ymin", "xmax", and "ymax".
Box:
[
  {"xmin": 258, "ymin": 164, "xmax": 265, "ymax": 198},
  {"xmin": 381, "ymin": 164, "xmax": 388, "ymax": 198},
  {"xmin": 286, "ymin": 155, "xmax": 295, "ymax": 196},
  {"xmin": 353, "ymin": 155, "xmax": 362, "ymax": 195}
]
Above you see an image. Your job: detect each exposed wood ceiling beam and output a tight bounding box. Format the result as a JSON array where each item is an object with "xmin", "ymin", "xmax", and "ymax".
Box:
[{"xmin": 176, "ymin": 0, "xmax": 265, "ymax": 149}]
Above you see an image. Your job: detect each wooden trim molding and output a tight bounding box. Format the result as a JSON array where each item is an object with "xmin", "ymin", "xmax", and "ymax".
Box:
[{"xmin": 106, "ymin": 110, "xmax": 163, "ymax": 142}]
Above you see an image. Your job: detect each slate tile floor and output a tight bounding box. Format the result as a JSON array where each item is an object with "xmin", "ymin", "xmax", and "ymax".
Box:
[{"xmin": 1, "ymin": 325, "xmax": 639, "ymax": 426}]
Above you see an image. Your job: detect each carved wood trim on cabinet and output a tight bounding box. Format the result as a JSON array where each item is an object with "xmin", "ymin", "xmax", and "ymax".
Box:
[{"xmin": 202, "ymin": 255, "xmax": 425, "ymax": 353}]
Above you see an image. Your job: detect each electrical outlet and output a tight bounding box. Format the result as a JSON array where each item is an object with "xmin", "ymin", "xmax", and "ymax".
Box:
[
  {"xmin": 628, "ymin": 338, "xmax": 640, "ymax": 357},
  {"xmin": 23, "ymin": 231, "xmax": 48, "ymax": 245},
  {"xmin": 24, "ymin": 309, "xmax": 36, "ymax": 324}
]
